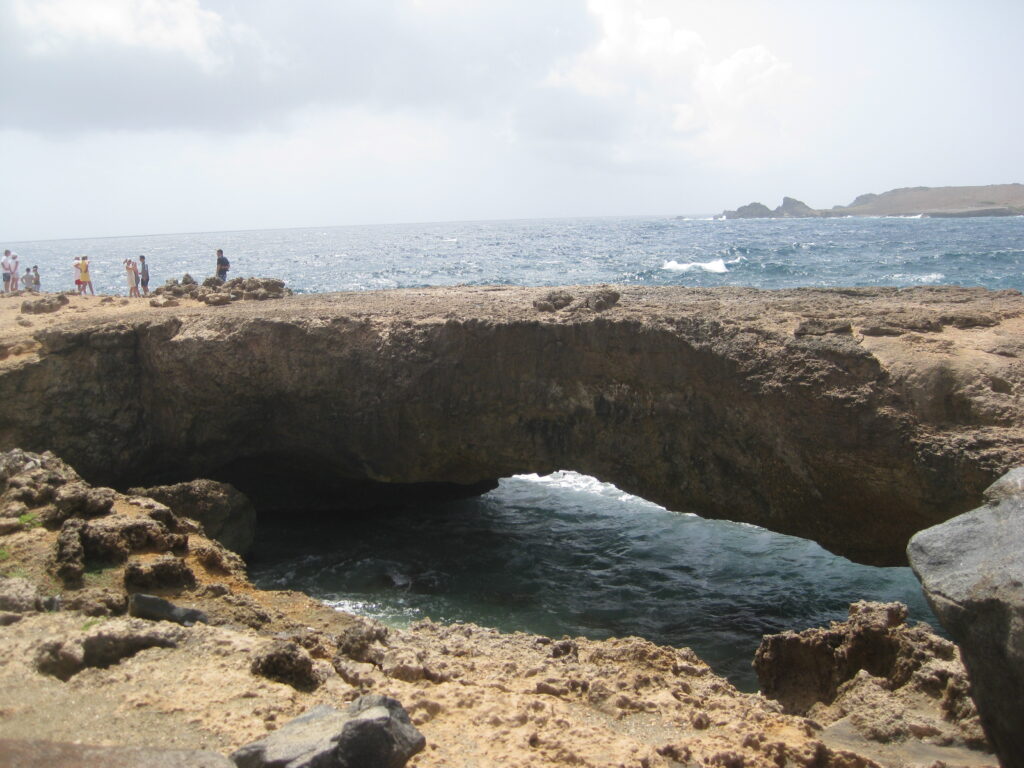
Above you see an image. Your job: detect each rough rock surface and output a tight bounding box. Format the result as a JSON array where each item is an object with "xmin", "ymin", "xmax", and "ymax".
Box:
[
  {"xmin": 0, "ymin": 450, "xmax": 999, "ymax": 767},
  {"xmin": 908, "ymin": 467, "xmax": 1024, "ymax": 768},
  {"xmin": 754, "ymin": 601, "xmax": 987, "ymax": 758},
  {"xmin": 128, "ymin": 479, "xmax": 257, "ymax": 556},
  {"xmin": 3, "ymin": 286, "xmax": 1024, "ymax": 565},
  {"xmin": 231, "ymin": 697, "xmax": 425, "ymax": 768}
]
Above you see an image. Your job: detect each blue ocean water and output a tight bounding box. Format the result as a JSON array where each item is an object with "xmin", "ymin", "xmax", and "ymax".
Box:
[
  {"xmin": 9, "ymin": 214, "xmax": 1024, "ymax": 296},
  {"xmin": 11, "ymin": 214, "xmax": 1023, "ymax": 690}
]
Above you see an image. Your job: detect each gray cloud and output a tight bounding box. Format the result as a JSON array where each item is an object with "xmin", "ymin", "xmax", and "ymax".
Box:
[{"xmin": 0, "ymin": 0, "xmax": 596, "ymax": 133}]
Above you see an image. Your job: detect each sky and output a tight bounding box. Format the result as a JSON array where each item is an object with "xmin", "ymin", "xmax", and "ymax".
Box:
[{"xmin": 2, "ymin": 0, "xmax": 1022, "ymax": 241}]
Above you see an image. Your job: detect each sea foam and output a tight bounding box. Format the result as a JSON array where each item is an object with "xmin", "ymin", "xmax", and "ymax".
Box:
[{"xmin": 662, "ymin": 257, "xmax": 729, "ymax": 273}]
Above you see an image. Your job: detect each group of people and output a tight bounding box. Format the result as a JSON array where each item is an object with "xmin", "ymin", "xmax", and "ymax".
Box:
[
  {"xmin": 122, "ymin": 256, "xmax": 150, "ymax": 297},
  {"xmin": 2, "ymin": 250, "xmax": 41, "ymax": 293},
  {"xmin": 1, "ymin": 249, "xmax": 230, "ymax": 297}
]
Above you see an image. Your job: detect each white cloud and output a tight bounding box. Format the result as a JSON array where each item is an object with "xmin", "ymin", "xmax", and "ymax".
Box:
[
  {"xmin": 538, "ymin": 0, "xmax": 803, "ymax": 170},
  {"xmin": 13, "ymin": 0, "xmax": 229, "ymax": 71}
]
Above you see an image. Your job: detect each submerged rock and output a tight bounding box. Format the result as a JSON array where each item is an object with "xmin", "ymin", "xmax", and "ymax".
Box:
[{"xmin": 908, "ymin": 467, "xmax": 1024, "ymax": 768}]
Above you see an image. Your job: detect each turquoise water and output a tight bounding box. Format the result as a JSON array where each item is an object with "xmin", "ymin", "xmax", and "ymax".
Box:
[{"xmin": 12, "ymin": 214, "xmax": 1017, "ymax": 689}]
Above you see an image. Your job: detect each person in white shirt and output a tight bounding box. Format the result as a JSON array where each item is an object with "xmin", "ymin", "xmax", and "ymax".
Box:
[
  {"xmin": 1, "ymin": 251, "xmax": 11, "ymax": 292},
  {"xmin": 8, "ymin": 252, "xmax": 19, "ymax": 291}
]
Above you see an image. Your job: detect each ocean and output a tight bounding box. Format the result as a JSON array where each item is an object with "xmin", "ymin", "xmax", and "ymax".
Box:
[{"xmin": 10, "ymin": 214, "xmax": 1024, "ymax": 690}]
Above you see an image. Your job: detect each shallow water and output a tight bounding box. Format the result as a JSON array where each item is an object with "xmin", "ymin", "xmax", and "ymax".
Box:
[{"xmin": 249, "ymin": 472, "xmax": 936, "ymax": 692}]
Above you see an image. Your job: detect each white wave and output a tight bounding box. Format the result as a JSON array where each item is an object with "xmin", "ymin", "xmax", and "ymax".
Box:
[
  {"xmin": 662, "ymin": 257, "xmax": 729, "ymax": 273},
  {"xmin": 443, "ymin": 237, "xmax": 458, "ymax": 242},
  {"xmin": 887, "ymin": 272, "xmax": 946, "ymax": 284},
  {"xmin": 512, "ymin": 470, "xmax": 682, "ymax": 513}
]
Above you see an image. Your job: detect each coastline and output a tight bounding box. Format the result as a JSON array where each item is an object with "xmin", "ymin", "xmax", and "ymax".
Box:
[{"xmin": 0, "ymin": 283, "xmax": 1016, "ymax": 766}]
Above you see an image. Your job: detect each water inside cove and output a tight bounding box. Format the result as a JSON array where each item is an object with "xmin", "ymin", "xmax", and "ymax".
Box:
[{"xmin": 249, "ymin": 471, "xmax": 936, "ymax": 692}]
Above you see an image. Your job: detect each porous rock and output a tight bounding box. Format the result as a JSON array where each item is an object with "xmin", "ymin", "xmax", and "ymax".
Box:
[
  {"xmin": 0, "ymin": 576, "xmax": 45, "ymax": 613},
  {"xmin": 532, "ymin": 290, "xmax": 573, "ymax": 312},
  {"xmin": 580, "ymin": 287, "xmax": 620, "ymax": 312},
  {"xmin": 34, "ymin": 617, "xmax": 185, "ymax": 681},
  {"xmin": 754, "ymin": 601, "xmax": 985, "ymax": 749},
  {"xmin": 129, "ymin": 479, "xmax": 256, "ymax": 556},
  {"xmin": 123, "ymin": 554, "xmax": 197, "ymax": 591},
  {"xmin": 20, "ymin": 294, "xmax": 69, "ymax": 315},
  {"xmin": 231, "ymin": 696, "xmax": 425, "ymax": 768},
  {"xmin": 908, "ymin": 467, "xmax": 1024, "ymax": 768},
  {"xmin": 250, "ymin": 638, "xmax": 322, "ymax": 692}
]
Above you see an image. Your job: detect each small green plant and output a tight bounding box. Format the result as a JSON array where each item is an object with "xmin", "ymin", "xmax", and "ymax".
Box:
[
  {"xmin": 0, "ymin": 547, "xmax": 9, "ymax": 562},
  {"xmin": 81, "ymin": 618, "xmax": 104, "ymax": 631},
  {"xmin": 3, "ymin": 566, "xmax": 28, "ymax": 579},
  {"xmin": 18, "ymin": 512, "xmax": 42, "ymax": 529}
]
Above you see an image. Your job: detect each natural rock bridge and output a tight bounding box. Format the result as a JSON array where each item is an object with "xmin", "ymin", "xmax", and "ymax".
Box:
[{"xmin": 2, "ymin": 284, "xmax": 1023, "ymax": 566}]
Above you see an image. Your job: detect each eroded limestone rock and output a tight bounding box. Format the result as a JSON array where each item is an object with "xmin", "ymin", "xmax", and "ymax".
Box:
[
  {"xmin": 128, "ymin": 479, "xmax": 256, "ymax": 556},
  {"xmin": 754, "ymin": 601, "xmax": 986, "ymax": 750}
]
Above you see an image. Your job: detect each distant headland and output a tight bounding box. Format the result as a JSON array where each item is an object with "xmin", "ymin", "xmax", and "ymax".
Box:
[{"xmin": 723, "ymin": 183, "xmax": 1024, "ymax": 219}]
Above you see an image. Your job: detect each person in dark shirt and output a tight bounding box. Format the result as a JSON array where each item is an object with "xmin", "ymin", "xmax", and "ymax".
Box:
[{"xmin": 215, "ymin": 249, "xmax": 230, "ymax": 282}]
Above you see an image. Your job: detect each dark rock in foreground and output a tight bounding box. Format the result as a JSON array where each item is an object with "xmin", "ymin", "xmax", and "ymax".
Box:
[
  {"xmin": 231, "ymin": 696, "xmax": 425, "ymax": 768},
  {"xmin": 908, "ymin": 467, "xmax": 1024, "ymax": 768}
]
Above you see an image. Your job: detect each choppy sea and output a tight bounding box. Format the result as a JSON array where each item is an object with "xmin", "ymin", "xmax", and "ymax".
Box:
[{"xmin": 11, "ymin": 214, "xmax": 1024, "ymax": 690}]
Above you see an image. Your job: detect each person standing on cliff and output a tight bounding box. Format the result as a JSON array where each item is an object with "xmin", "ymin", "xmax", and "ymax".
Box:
[
  {"xmin": 1, "ymin": 251, "xmax": 12, "ymax": 293},
  {"xmin": 79, "ymin": 256, "xmax": 94, "ymax": 295},
  {"xmin": 215, "ymin": 249, "xmax": 230, "ymax": 282},
  {"xmin": 7, "ymin": 252, "xmax": 19, "ymax": 291},
  {"xmin": 138, "ymin": 255, "xmax": 150, "ymax": 296}
]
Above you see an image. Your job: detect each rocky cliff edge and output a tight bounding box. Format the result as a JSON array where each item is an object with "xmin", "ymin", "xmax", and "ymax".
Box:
[{"xmin": 2, "ymin": 284, "xmax": 1024, "ymax": 565}]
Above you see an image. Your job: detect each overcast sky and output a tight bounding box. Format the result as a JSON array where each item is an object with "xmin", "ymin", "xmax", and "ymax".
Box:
[{"xmin": 2, "ymin": 0, "xmax": 1022, "ymax": 241}]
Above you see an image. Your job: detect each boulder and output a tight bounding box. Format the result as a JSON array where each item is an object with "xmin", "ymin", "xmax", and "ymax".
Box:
[
  {"xmin": 908, "ymin": 467, "xmax": 1024, "ymax": 768},
  {"xmin": 20, "ymin": 294, "xmax": 69, "ymax": 315},
  {"xmin": 250, "ymin": 639, "xmax": 322, "ymax": 691},
  {"xmin": 231, "ymin": 696, "xmax": 425, "ymax": 768},
  {"xmin": 533, "ymin": 290, "xmax": 573, "ymax": 312},
  {"xmin": 124, "ymin": 554, "xmax": 197, "ymax": 591},
  {"xmin": 34, "ymin": 617, "xmax": 185, "ymax": 681},
  {"xmin": 0, "ymin": 576, "xmax": 45, "ymax": 613},
  {"xmin": 581, "ymin": 287, "xmax": 619, "ymax": 312},
  {"xmin": 129, "ymin": 479, "xmax": 256, "ymax": 556}
]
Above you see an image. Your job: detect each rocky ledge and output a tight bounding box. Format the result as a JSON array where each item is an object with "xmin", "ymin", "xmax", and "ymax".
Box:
[
  {"xmin": 0, "ymin": 449, "xmax": 1000, "ymax": 767},
  {"xmin": 2, "ymin": 284, "xmax": 1024, "ymax": 565}
]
